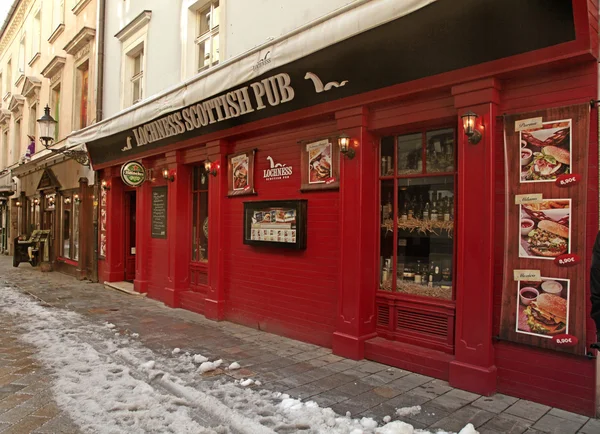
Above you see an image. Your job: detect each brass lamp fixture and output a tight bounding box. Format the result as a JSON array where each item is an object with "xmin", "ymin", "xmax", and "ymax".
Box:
[
  {"xmin": 101, "ymin": 180, "xmax": 110, "ymax": 191},
  {"xmin": 162, "ymin": 168, "xmax": 175, "ymax": 182},
  {"xmin": 204, "ymin": 159, "xmax": 218, "ymax": 176},
  {"xmin": 461, "ymin": 111, "xmax": 482, "ymax": 144},
  {"xmin": 338, "ymin": 133, "xmax": 355, "ymax": 159}
]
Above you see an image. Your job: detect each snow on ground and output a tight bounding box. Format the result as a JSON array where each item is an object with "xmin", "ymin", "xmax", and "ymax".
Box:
[{"xmin": 0, "ymin": 287, "xmax": 478, "ymax": 434}]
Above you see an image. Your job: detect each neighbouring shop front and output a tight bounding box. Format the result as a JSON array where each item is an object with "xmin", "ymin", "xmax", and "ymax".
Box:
[
  {"xmin": 0, "ymin": 170, "xmax": 14, "ymax": 254},
  {"xmin": 11, "ymin": 154, "xmax": 95, "ymax": 279},
  {"xmin": 73, "ymin": 0, "xmax": 598, "ymax": 416}
]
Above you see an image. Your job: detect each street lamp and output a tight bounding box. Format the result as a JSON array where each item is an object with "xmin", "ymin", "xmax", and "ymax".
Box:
[{"xmin": 37, "ymin": 105, "xmax": 57, "ymax": 149}]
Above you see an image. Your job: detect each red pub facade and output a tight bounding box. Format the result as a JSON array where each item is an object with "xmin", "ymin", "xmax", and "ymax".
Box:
[{"xmin": 76, "ymin": 0, "xmax": 600, "ymax": 416}]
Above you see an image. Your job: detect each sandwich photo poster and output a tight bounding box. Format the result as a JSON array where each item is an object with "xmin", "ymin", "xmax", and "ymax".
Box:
[
  {"xmin": 307, "ymin": 140, "xmax": 333, "ymax": 184},
  {"xmin": 516, "ymin": 277, "xmax": 570, "ymax": 338},
  {"xmin": 519, "ymin": 199, "xmax": 570, "ymax": 260},
  {"xmin": 300, "ymin": 137, "xmax": 340, "ymax": 191},
  {"xmin": 227, "ymin": 150, "xmax": 256, "ymax": 197},
  {"xmin": 520, "ymin": 120, "xmax": 571, "ymax": 183},
  {"xmin": 500, "ymin": 103, "xmax": 590, "ymax": 356}
]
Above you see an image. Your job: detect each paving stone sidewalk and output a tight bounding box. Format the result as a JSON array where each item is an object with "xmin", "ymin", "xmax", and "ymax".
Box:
[{"xmin": 1, "ymin": 255, "xmax": 599, "ymax": 434}]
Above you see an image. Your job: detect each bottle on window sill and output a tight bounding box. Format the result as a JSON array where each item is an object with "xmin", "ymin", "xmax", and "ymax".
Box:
[
  {"xmin": 414, "ymin": 260, "xmax": 422, "ymax": 284},
  {"xmin": 431, "ymin": 201, "xmax": 439, "ymax": 221}
]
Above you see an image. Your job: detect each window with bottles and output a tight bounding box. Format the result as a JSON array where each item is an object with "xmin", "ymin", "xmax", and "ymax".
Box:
[
  {"xmin": 191, "ymin": 165, "xmax": 209, "ymax": 262},
  {"xmin": 379, "ymin": 128, "xmax": 456, "ymax": 300}
]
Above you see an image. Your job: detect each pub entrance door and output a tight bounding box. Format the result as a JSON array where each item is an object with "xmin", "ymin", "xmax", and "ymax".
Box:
[{"xmin": 124, "ymin": 191, "xmax": 137, "ymax": 281}]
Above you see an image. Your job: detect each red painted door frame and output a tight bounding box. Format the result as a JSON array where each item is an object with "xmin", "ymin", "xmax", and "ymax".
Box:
[{"xmin": 124, "ymin": 190, "xmax": 136, "ymax": 281}]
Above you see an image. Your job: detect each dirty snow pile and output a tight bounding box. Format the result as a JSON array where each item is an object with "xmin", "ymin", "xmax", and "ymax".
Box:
[{"xmin": 0, "ymin": 287, "xmax": 478, "ymax": 434}]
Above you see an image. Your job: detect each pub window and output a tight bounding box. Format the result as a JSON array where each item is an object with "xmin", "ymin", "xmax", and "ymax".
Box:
[
  {"xmin": 191, "ymin": 165, "xmax": 209, "ymax": 262},
  {"xmin": 379, "ymin": 127, "xmax": 456, "ymax": 300}
]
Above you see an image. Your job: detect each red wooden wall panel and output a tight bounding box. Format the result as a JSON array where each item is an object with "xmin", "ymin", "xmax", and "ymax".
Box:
[
  {"xmin": 221, "ymin": 121, "xmax": 341, "ymax": 347},
  {"xmin": 494, "ymin": 61, "xmax": 597, "ymax": 416}
]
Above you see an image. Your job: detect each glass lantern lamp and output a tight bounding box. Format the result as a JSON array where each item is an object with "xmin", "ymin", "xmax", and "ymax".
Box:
[{"xmin": 37, "ymin": 105, "xmax": 57, "ymax": 148}]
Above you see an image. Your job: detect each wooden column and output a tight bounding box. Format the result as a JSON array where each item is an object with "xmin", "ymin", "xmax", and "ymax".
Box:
[
  {"xmin": 103, "ymin": 168, "xmax": 125, "ymax": 282},
  {"xmin": 163, "ymin": 151, "xmax": 192, "ymax": 307},
  {"xmin": 332, "ymin": 107, "xmax": 378, "ymax": 359},
  {"xmin": 204, "ymin": 139, "xmax": 230, "ymax": 320},
  {"xmin": 448, "ymin": 78, "xmax": 500, "ymax": 395},
  {"xmin": 133, "ymin": 163, "xmax": 151, "ymax": 294}
]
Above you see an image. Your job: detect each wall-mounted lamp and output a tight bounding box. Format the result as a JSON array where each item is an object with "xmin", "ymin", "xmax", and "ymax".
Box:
[
  {"xmin": 204, "ymin": 159, "xmax": 219, "ymax": 177},
  {"xmin": 33, "ymin": 198, "xmax": 39, "ymax": 205},
  {"xmin": 162, "ymin": 168, "xmax": 175, "ymax": 182},
  {"xmin": 15, "ymin": 200, "xmax": 22, "ymax": 207},
  {"xmin": 461, "ymin": 111, "xmax": 482, "ymax": 144},
  {"xmin": 338, "ymin": 133, "xmax": 355, "ymax": 159},
  {"xmin": 48, "ymin": 196, "xmax": 55, "ymax": 205},
  {"xmin": 74, "ymin": 194, "xmax": 81, "ymax": 204},
  {"xmin": 64, "ymin": 197, "xmax": 72, "ymax": 204},
  {"xmin": 101, "ymin": 180, "xmax": 110, "ymax": 191}
]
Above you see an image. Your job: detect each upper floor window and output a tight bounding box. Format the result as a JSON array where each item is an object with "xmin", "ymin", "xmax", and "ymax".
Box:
[
  {"xmin": 52, "ymin": 0, "xmax": 65, "ymax": 32},
  {"xmin": 116, "ymin": 11, "xmax": 151, "ymax": 109},
  {"xmin": 18, "ymin": 35, "xmax": 26, "ymax": 77},
  {"xmin": 196, "ymin": 1, "xmax": 220, "ymax": 72},
  {"xmin": 6, "ymin": 60, "xmax": 12, "ymax": 95},
  {"xmin": 130, "ymin": 50, "xmax": 143, "ymax": 104},
  {"xmin": 74, "ymin": 61, "xmax": 89, "ymax": 128},
  {"xmin": 32, "ymin": 9, "xmax": 41, "ymax": 58},
  {"xmin": 51, "ymin": 84, "xmax": 61, "ymax": 140}
]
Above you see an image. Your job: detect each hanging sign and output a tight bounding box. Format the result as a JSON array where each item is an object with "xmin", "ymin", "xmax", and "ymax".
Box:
[{"xmin": 120, "ymin": 160, "xmax": 147, "ymax": 187}]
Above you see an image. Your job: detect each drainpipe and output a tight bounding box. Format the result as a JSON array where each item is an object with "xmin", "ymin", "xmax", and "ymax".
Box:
[{"xmin": 91, "ymin": 0, "xmax": 106, "ymax": 283}]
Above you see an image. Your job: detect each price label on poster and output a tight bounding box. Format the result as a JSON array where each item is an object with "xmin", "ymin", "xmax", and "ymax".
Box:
[
  {"xmin": 552, "ymin": 334, "xmax": 578, "ymax": 347},
  {"xmin": 554, "ymin": 254, "xmax": 580, "ymax": 267},
  {"xmin": 555, "ymin": 173, "xmax": 581, "ymax": 188}
]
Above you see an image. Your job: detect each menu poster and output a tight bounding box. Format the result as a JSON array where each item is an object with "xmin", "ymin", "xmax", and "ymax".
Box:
[
  {"xmin": 227, "ymin": 150, "xmax": 256, "ymax": 197},
  {"xmin": 151, "ymin": 186, "xmax": 168, "ymax": 239},
  {"xmin": 243, "ymin": 200, "xmax": 307, "ymax": 250},
  {"xmin": 500, "ymin": 104, "xmax": 589, "ymax": 356},
  {"xmin": 300, "ymin": 138, "xmax": 339, "ymax": 191}
]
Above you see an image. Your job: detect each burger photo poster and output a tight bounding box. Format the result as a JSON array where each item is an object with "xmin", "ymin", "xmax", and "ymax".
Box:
[
  {"xmin": 299, "ymin": 137, "xmax": 340, "ymax": 191},
  {"xmin": 307, "ymin": 140, "xmax": 333, "ymax": 184},
  {"xmin": 227, "ymin": 150, "xmax": 256, "ymax": 197},
  {"xmin": 500, "ymin": 103, "xmax": 590, "ymax": 356},
  {"xmin": 518, "ymin": 199, "xmax": 571, "ymax": 260},
  {"xmin": 516, "ymin": 277, "xmax": 570, "ymax": 339},
  {"xmin": 520, "ymin": 119, "xmax": 571, "ymax": 183}
]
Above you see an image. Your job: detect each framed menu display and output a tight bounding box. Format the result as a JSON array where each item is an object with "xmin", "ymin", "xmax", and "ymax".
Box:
[
  {"xmin": 300, "ymin": 138, "xmax": 340, "ymax": 191},
  {"xmin": 243, "ymin": 200, "xmax": 307, "ymax": 249},
  {"xmin": 227, "ymin": 150, "xmax": 256, "ymax": 197},
  {"xmin": 151, "ymin": 186, "xmax": 168, "ymax": 239},
  {"xmin": 499, "ymin": 104, "xmax": 589, "ymax": 356}
]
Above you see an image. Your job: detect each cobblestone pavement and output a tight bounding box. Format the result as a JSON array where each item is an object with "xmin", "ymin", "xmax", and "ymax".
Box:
[{"xmin": 1, "ymin": 255, "xmax": 599, "ymax": 434}]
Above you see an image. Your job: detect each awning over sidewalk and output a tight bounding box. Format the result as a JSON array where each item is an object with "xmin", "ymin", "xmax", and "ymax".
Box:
[
  {"xmin": 67, "ymin": 0, "xmax": 577, "ymax": 167},
  {"xmin": 66, "ymin": 0, "xmax": 436, "ymax": 163}
]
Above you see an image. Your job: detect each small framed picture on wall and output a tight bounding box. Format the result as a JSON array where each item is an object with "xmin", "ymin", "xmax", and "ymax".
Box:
[
  {"xmin": 227, "ymin": 149, "xmax": 257, "ymax": 196},
  {"xmin": 300, "ymin": 138, "xmax": 340, "ymax": 191}
]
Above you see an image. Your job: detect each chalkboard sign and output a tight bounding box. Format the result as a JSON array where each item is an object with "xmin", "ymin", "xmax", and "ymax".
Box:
[{"xmin": 151, "ymin": 186, "xmax": 168, "ymax": 238}]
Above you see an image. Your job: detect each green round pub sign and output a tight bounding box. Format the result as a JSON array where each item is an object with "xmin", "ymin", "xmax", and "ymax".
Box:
[{"xmin": 120, "ymin": 160, "xmax": 147, "ymax": 187}]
